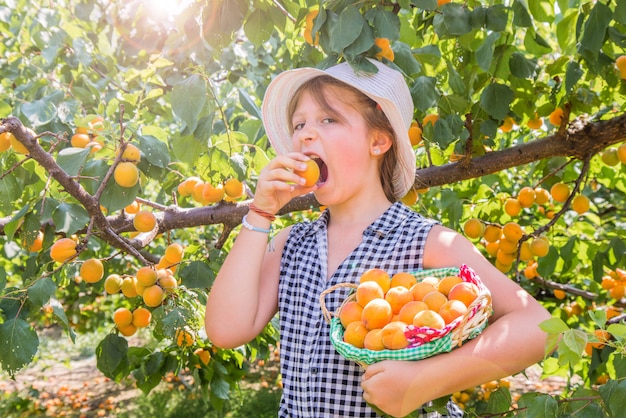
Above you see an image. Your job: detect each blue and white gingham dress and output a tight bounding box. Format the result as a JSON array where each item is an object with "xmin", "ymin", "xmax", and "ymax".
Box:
[{"xmin": 277, "ymin": 202, "xmax": 464, "ymax": 417}]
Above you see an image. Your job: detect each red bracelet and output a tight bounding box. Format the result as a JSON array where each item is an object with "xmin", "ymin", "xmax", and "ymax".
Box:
[{"xmin": 249, "ymin": 203, "xmax": 276, "ymax": 221}]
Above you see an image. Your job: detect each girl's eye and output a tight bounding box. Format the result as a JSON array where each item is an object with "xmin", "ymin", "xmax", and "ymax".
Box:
[
  {"xmin": 293, "ymin": 122, "xmax": 305, "ymax": 130},
  {"xmin": 322, "ymin": 118, "xmax": 335, "ymax": 124}
]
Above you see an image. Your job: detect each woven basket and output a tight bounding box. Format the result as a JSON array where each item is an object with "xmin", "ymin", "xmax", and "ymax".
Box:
[{"xmin": 320, "ymin": 264, "xmax": 492, "ymax": 367}]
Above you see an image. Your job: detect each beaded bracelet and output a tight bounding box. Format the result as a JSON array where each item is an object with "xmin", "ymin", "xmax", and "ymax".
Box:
[
  {"xmin": 241, "ymin": 214, "xmax": 272, "ymax": 234},
  {"xmin": 241, "ymin": 214, "xmax": 275, "ymax": 251},
  {"xmin": 249, "ymin": 203, "xmax": 276, "ymax": 221}
]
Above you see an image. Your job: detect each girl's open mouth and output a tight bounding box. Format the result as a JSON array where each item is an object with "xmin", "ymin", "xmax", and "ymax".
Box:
[{"xmin": 311, "ymin": 157, "xmax": 328, "ymax": 186}]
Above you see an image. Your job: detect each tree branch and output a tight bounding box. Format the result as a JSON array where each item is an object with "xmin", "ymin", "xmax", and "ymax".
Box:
[{"xmin": 2, "ymin": 113, "xmax": 626, "ymax": 241}]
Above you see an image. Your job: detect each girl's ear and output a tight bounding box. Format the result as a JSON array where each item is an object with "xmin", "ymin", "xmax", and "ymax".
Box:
[{"xmin": 370, "ymin": 130, "xmax": 393, "ymax": 156}]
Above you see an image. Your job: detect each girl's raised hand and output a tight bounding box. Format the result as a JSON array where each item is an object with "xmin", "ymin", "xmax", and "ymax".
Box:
[{"xmin": 253, "ymin": 152, "xmax": 318, "ymax": 214}]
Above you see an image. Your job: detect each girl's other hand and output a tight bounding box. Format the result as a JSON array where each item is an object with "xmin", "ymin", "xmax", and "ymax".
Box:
[
  {"xmin": 361, "ymin": 360, "xmax": 425, "ymax": 417},
  {"xmin": 254, "ymin": 152, "xmax": 318, "ymax": 214}
]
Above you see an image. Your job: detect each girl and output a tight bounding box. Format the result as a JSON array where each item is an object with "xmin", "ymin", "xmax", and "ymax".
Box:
[{"xmin": 205, "ymin": 58, "xmax": 550, "ymax": 417}]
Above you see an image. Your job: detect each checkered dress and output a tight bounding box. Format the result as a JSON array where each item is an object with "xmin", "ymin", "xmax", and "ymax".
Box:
[{"xmin": 277, "ymin": 202, "xmax": 464, "ymax": 417}]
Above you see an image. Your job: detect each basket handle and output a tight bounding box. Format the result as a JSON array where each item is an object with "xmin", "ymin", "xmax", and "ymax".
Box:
[
  {"xmin": 320, "ymin": 282, "xmax": 358, "ymax": 324},
  {"xmin": 450, "ymin": 292, "xmax": 493, "ymax": 347}
]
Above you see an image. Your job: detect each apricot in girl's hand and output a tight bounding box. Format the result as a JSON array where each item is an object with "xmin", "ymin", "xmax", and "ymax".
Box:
[{"xmin": 295, "ymin": 159, "xmax": 320, "ymax": 187}]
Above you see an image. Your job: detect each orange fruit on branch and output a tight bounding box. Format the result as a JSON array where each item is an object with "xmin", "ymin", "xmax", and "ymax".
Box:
[
  {"xmin": 133, "ymin": 210, "xmax": 157, "ymax": 232},
  {"xmin": 50, "ymin": 238, "xmax": 77, "ymax": 263},
  {"xmin": 114, "ymin": 162, "xmax": 139, "ymax": 187},
  {"xmin": 80, "ymin": 258, "xmax": 104, "ymax": 283},
  {"xmin": 164, "ymin": 243, "xmax": 184, "ymax": 264},
  {"xmin": 143, "ymin": 284, "xmax": 165, "ymax": 307},
  {"xmin": 132, "ymin": 307, "xmax": 152, "ymax": 328},
  {"xmin": 136, "ymin": 266, "xmax": 157, "ymax": 286},
  {"xmin": 175, "ymin": 327, "xmax": 195, "ymax": 348},
  {"xmin": 113, "ymin": 307, "xmax": 133, "ymax": 327}
]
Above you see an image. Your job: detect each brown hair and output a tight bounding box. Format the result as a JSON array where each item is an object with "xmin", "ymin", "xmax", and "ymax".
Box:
[{"xmin": 287, "ymin": 76, "xmax": 400, "ymax": 202}]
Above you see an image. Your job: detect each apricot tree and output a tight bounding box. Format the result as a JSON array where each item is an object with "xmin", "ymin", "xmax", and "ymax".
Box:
[{"xmin": 1, "ymin": 0, "xmax": 626, "ymax": 415}]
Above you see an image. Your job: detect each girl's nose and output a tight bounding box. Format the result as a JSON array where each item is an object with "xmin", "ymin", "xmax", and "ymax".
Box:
[{"xmin": 296, "ymin": 124, "xmax": 318, "ymax": 144}]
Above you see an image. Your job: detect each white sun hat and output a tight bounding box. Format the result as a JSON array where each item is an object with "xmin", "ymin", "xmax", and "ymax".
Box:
[{"xmin": 261, "ymin": 58, "xmax": 416, "ymax": 199}]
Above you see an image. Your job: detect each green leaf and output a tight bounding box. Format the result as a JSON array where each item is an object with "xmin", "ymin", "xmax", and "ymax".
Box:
[
  {"xmin": 139, "ymin": 134, "xmax": 170, "ymax": 169},
  {"xmin": 537, "ymin": 246, "xmax": 558, "ymax": 277},
  {"xmin": 599, "ymin": 379, "xmax": 626, "ymax": 417},
  {"xmin": 579, "ymin": 2, "xmax": 612, "ymax": 55},
  {"xmin": 446, "ymin": 62, "xmax": 465, "ymax": 95},
  {"xmin": 480, "ymin": 83, "xmax": 513, "ymax": 120},
  {"xmin": 524, "ymin": 30, "xmax": 552, "ymax": 55},
  {"xmin": 607, "ymin": 323, "xmax": 626, "ymax": 342},
  {"xmin": 565, "ymin": 60, "xmax": 583, "ymax": 94},
  {"xmin": 243, "ymin": 8, "xmax": 274, "ymax": 46},
  {"xmin": 509, "ymin": 52, "xmax": 538, "ymax": 79},
  {"xmin": 72, "ymin": 37, "xmax": 93, "ymax": 67},
  {"xmin": 171, "ymin": 134, "xmax": 207, "ymax": 167},
  {"xmin": 485, "ymin": 5, "xmax": 508, "ymax": 32},
  {"xmin": 436, "ymin": 3, "xmax": 472, "ymax": 37},
  {"xmin": 370, "ymin": 9, "xmax": 400, "ymax": 41},
  {"xmin": 180, "ymin": 261, "xmax": 216, "ymax": 289},
  {"xmin": 412, "ymin": 0, "xmax": 437, "ymax": 11},
  {"xmin": 344, "ymin": 21, "xmax": 375, "ymax": 59},
  {"xmin": 27, "ymin": 277, "xmax": 56, "ymax": 307},
  {"xmin": 391, "ymin": 42, "xmax": 422, "ymax": 76},
  {"xmin": 613, "ymin": 355, "xmax": 626, "ymax": 379},
  {"xmin": 210, "ymin": 375, "xmax": 231, "ymax": 400},
  {"xmin": 49, "ymin": 298, "xmax": 76, "ymax": 343},
  {"xmin": 589, "ymin": 310, "xmax": 607, "ymax": 329},
  {"xmin": 562, "ymin": 329, "xmax": 586, "ymax": 356},
  {"xmin": 433, "ymin": 118, "xmax": 455, "ymax": 149},
  {"xmin": 133, "ymin": 351, "xmax": 166, "ymax": 394},
  {"xmin": 616, "ymin": 1, "xmax": 626, "ymax": 25},
  {"xmin": 539, "ymin": 317, "xmax": 569, "ymax": 334},
  {"xmin": 413, "ymin": 44, "xmax": 441, "ymax": 66},
  {"xmin": 528, "ymin": 0, "xmax": 552, "ymax": 23},
  {"xmin": 484, "ymin": 388, "xmax": 512, "ymax": 414},
  {"xmin": 238, "ymin": 89, "xmax": 261, "ymax": 120},
  {"xmin": 0, "ymin": 318, "xmax": 39, "ymax": 378},
  {"xmin": 523, "ymin": 394, "xmax": 559, "ymax": 417},
  {"xmin": 512, "ymin": 0, "xmax": 532, "ymax": 27},
  {"xmin": 329, "ymin": 6, "xmax": 366, "ymax": 53},
  {"xmin": 56, "ymin": 147, "xmax": 91, "ymax": 176},
  {"xmin": 100, "ymin": 179, "xmax": 140, "ymax": 214},
  {"xmin": 411, "ymin": 76, "xmax": 439, "ymax": 112},
  {"xmin": 96, "ymin": 334, "xmax": 130, "ymax": 382},
  {"xmin": 0, "ymin": 185, "xmax": 26, "ymax": 235},
  {"xmin": 171, "ymin": 75, "xmax": 207, "ymax": 133},
  {"xmin": 475, "ymin": 32, "xmax": 500, "ymax": 72},
  {"xmin": 52, "ymin": 203, "xmax": 90, "ymax": 235},
  {"xmin": 20, "ymin": 99, "xmax": 57, "ymax": 127},
  {"xmin": 556, "ymin": 10, "xmax": 578, "ymax": 52}
]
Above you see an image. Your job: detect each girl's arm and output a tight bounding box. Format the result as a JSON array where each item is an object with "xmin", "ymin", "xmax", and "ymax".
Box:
[
  {"xmin": 205, "ymin": 152, "xmax": 316, "ymax": 348},
  {"xmin": 204, "ymin": 217, "xmax": 289, "ymax": 349},
  {"xmin": 362, "ymin": 225, "xmax": 551, "ymax": 417}
]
